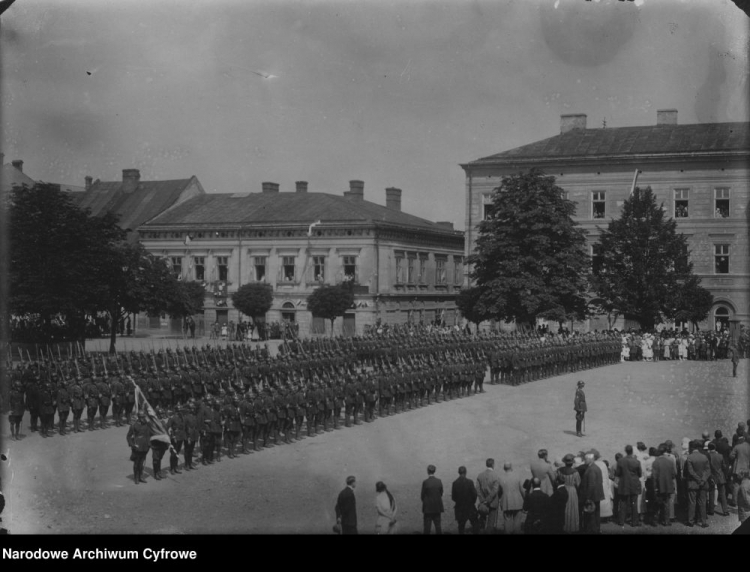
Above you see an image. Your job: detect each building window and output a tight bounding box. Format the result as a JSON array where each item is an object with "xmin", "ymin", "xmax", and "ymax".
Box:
[
  {"xmin": 436, "ymin": 258, "xmax": 447, "ymax": 285},
  {"xmin": 714, "ymin": 306, "xmax": 730, "ymax": 332},
  {"xmin": 170, "ymin": 257, "xmax": 182, "ymax": 280},
  {"xmin": 254, "ymin": 256, "xmax": 266, "ymax": 281},
  {"xmin": 592, "ymin": 191, "xmax": 606, "ymax": 219},
  {"xmin": 418, "ymin": 255, "xmax": 428, "ymax": 284},
  {"xmin": 453, "ymin": 256, "xmax": 463, "ymax": 285},
  {"xmin": 395, "ymin": 253, "xmax": 405, "ymax": 284},
  {"xmin": 193, "ymin": 256, "xmax": 205, "ymax": 281},
  {"xmin": 407, "ymin": 255, "xmax": 416, "ymax": 284},
  {"xmin": 714, "ymin": 244, "xmax": 729, "ymax": 274},
  {"xmin": 591, "ymin": 244, "xmax": 603, "ymax": 275},
  {"xmin": 217, "ymin": 256, "xmax": 228, "ymax": 281},
  {"xmin": 313, "ymin": 256, "xmax": 326, "ymax": 282},
  {"xmin": 674, "ymin": 189, "xmax": 689, "ymax": 218},
  {"xmin": 715, "ymin": 188, "xmax": 730, "ymax": 218},
  {"xmin": 282, "ymin": 256, "xmax": 296, "ymax": 281},
  {"xmin": 343, "ymin": 255, "xmax": 357, "ymax": 283}
]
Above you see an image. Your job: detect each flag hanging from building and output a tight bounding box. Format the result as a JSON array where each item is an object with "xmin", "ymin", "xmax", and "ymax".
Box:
[{"xmin": 129, "ymin": 377, "xmax": 172, "ymax": 446}]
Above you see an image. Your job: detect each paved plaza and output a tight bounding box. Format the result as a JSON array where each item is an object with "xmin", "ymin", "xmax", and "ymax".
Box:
[{"xmin": 2, "ymin": 356, "xmax": 747, "ymax": 534}]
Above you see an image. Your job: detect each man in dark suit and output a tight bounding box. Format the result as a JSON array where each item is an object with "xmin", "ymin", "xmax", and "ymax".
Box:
[
  {"xmin": 523, "ymin": 477, "xmax": 551, "ymax": 534},
  {"xmin": 421, "ymin": 464, "xmax": 444, "ymax": 534},
  {"xmin": 686, "ymin": 440, "xmax": 711, "ymax": 528},
  {"xmin": 581, "ymin": 453, "xmax": 605, "ymax": 534},
  {"xmin": 451, "ymin": 466, "xmax": 478, "ymax": 534},
  {"xmin": 615, "ymin": 444, "xmax": 643, "ymax": 527},
  {"xmin": 652, "ymin": 445, "xmax": 676, "ymax": 526},
  {"xmin": 548, "ymin": 474, "xmax": 569, "ymax": 534},
  {"xmin": 335, "ymin": 475, "xmax": 358, "ymax": 535},
  {"xmin": 707, "ymin": 442, "xmax": 729, "ymax": 516}
]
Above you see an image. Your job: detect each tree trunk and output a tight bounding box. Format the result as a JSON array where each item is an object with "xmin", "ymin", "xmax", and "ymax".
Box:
[{"xmin": 108, "ymin": 309, "xmax": 120, "ymax": 354}]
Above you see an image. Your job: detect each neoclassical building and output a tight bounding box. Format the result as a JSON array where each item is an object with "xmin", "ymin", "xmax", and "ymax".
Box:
[
  {"xmin": 139, "ymin": 180, "xmax": 464, "ymax": 336},
  {"xmin": 461, "ymin": 110, "xmax": 749, "ymax": 331}
]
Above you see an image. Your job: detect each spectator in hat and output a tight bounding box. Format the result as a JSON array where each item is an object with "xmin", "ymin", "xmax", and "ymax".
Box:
[
  {"xmin": 530, "ymin": 449, "xmax": 557, "ymax": 496},
  {"xmin": 548, "ymin": 473, "xmax": 569, "ymax": 534},
  {"xmin": 581, "ymin": 453, "xmax": 604, "ymax": 533},
  {"xmin": 335, "ymin": 476, "xmax": 358, "ymax": 535},
  {"xmin": 556, "ymin": 454, "xmax": 580, "ymax": 533},
  {"xmin": 523, "ymin": 477, "xmax": 551, "ymax": 534},
  {"xmin": 616, "ymin": 444, "xmax": 642, "ymax": 528}
]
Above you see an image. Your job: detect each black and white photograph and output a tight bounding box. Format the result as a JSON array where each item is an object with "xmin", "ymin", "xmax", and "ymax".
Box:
[{"xmin": 1, "ymin": 0, "xmax": 749, "ymax": 538}]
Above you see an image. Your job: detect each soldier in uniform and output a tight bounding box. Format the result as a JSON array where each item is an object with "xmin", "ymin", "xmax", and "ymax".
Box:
[
  {"xmin": 166, "ymin": 407, "xmax": 186, "ymax": 474},
  {"xmin": 253, "ymin": 389, "xmax": 267, "ymax": 450},
  {"xmin": 183, "ymin": 401, "xmax": 199, "ymax": 470},
  {"xmin": 223, "ymin": 397, "xmax": 242, "ymax": 458},
  {"xmin": 150, "ymin": 436, "xmax": 170, "ymax": 481},
  {"xmin": 56, "ymin": 379, "xmax": 71, "ymax": 435},
  {"xmin": 39, "ymin": 382, "xmax": 56, "ymax": 437},
  {"xmin": 110, "ymin": 375, "xmax": 124, "ymax": 427},
  {"xmin": 9, "ymin": 380, "xmax": 25, "ymax": 440},
  {"xmin": 97, "ymin": 375, "xmax": 112, "ymax": 429},
  {"xmin": 70, "ymin": 377, "xmax": 85, "ymax": 433},
  {"xmin": 240, "ymin": 392, "xmax": 256, "ymax": 453},
  {"xmin": 127, "ymin": 411, "xmax": 152, "ymax": 484},
  {"xmin": 574, "ymin": 380, "xmax": 587, "ymax": 437},
  {"xmin": 210, "ymin": 399, "xmax": 224, "ymax": 461},
  {"xmin": 273, "ymin": 387, "xmax": 287, "ymax": 444},
  {"xmin": 264, "ymin": 389, "xmax": 277, "ymax": 447},
  {"xmin": 25, "ymin": 377, "xmax": 41, "ymax": 433}
]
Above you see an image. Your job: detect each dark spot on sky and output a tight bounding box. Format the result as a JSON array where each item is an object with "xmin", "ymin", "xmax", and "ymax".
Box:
[
  {"xmin": 540, "ymin": 1, "xmax": 639, "ymax": 67},
  {"xmin": 0, "ymin": 453, "xmax": 7, "ymax": 461},
  {"xmin": 87, "ymin": 71, "xmax": 92, "ymax": 75}
]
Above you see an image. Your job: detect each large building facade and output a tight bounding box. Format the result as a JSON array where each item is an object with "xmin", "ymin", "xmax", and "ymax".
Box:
[
  {"xmin": 462, "ymin": 110, "xmax": 750, "ymax": 331},
  {"xmin": 139, "ymin": 180, "xmax": 464, "ymax": 336}
]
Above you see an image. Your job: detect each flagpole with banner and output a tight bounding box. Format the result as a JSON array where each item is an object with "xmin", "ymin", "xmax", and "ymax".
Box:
[
  {"xmin": 629, "ymin": 168, "xmax": 640, "ymax": 197},
  {"xmin": 128, "ymin": 376, "xmax": 172, "ymax": 447}
]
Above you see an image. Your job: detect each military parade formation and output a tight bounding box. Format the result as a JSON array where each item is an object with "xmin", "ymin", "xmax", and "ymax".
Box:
[{"xmin": 6, "ymin": 329, "xmax": 624, "ymax": 484}]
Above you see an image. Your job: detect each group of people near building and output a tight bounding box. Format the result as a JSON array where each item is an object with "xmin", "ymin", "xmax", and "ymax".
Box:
[
  {"xmin": 333, "ymin": 419, "xmax": 750, "ymax": 534},
  {"xmin": 621, "ymin": 328, "xmax": 747, "ymax": 365}
]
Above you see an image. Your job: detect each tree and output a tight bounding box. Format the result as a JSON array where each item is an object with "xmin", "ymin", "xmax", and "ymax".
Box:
[
  {"xmin": 594, "ymin": 186, "xmax": 711, "ymax": 331},
  {"xmin": 468, "ymin": 168, "xmax": 590, "ymax": 329},
  {"xmin": 306, "ymin": 284, "xmax": 354, "ymax": 336},
  {"xmin": 455, "ymin": 286, "xmax": 490, "ymax": 327},
  {"xmin": 93, "ymin": 241, "xmax": 185, "ymax": 353},
  {"xmin": 666, "ymin": 276, "xmax": 714, "ymax": 331},
  {"xmin": 171, "ymin": 281, "xmax": 206, "ymax": 319},
  {"xmin": 9, "ymin": 183, "xmax": 125, "ymax": 342},
  {"xmin": 231, "ymin": 283, "xmax": 274, "ymax": 329}
]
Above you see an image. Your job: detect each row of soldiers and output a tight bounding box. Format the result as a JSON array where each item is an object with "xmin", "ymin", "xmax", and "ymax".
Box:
[{"xmin": 8, "ymin": 330, "xmax": 622, "ymax": 450}]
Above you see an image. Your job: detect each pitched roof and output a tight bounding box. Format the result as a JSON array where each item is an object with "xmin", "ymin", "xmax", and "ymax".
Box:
[
  {"xmin": 466, "ymin": 121, "xmax": 750, "ymax": 166},
  {"xmin": 1, "ymin": 162, "xmax": 37, "ymax": 192},
  {"xmin": 77, "ymin": 178, "xmax": 197, "ymax": 230},
  {"xmin": 144, "ymin": 191, "xmax": 458, "ymax": 234}
]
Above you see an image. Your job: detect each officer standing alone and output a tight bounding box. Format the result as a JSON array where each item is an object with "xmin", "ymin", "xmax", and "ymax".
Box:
[{"xmin": 574, "ymin": 380, "xmax": 587, "ymax": 438}]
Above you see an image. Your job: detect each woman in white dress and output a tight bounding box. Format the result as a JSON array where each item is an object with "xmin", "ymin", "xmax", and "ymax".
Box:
[
  {"xmin": 663, "ymin": 336, "xmax": 673, "ymax": 360},
  {"xmin": 641, "ymin": 336, "xmax": 653, "ymax": 361},
  {"xmin": 678, "ymin": 336, "xmax": 688, "ymax": 360},
  {"xmin": 374, "ymin": 481, "xmax": 398, "ymax": 534},
  {"xmin": 622, "ymin": 336, "xmax": 630, "ymax": 362},
  {"xmin": 594, "ymin": 455, "xmax": 613, "ymax": 521}
]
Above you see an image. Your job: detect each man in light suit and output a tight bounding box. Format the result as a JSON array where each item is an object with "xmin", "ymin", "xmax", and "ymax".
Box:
[
  {"xmin": 651, "ymin": 445, "xmax": 676, "ymax": 526},
  {"xmin": 707, "ymin": 442, "xmax": 729, "ymax": 516},
  {"xmin": 476, "ymin": 458, "xmax": 501, "ymax": 533},
  {"xmin": 530, "ymin": 449, "xmax": 557, "ymax": 496},
  {"xmin": 421, "ymin": 464, "xmax": 444, "ymax": 534},
  {"xmin": 686, "ymin": 440, "xmax": 711, "ymax": 528},
  {"xmin": 451, "ymin": 465, "xmax": 479, "ymax": 534},
  {"xmin": 498, "ymin": 462, "xmax": 525, "ymax": 534},
  {"xmin": 335, "ymin": 475, "xmax": 358, "ymax": 535},
  {"xmin": 730, "ymin": 436, "xmax": 750, "ymax": 509}
]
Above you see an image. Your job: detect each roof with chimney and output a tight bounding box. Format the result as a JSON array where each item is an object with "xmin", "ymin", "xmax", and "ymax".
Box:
[
  {"xmin": 464, "ymin": 116, "xmax": 750, "ymax": 167},
  {"xmin": 143, "ymin": 189, "xmax": 458, "ymax": 234},
  {"xmin": 76, "ymin": 171, "xmax": 203, "ymax": 231},
  {"xmin": 1, "ymin": 159, "xmax": 37, "ymax": 192}
]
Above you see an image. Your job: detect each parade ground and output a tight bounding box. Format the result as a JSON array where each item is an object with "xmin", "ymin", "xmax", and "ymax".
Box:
[{"xmin": 2, "ymin": 353, "xmax": 747, "ymax": 535}]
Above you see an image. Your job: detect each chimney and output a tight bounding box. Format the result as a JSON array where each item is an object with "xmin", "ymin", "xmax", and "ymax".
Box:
[
  {"xmin": 11, "ymin": 160, "xmax": 24, "ymax": 172},
  {"xmin": 656, "ymin": 109, "xmax": 678, "ymax": 126},
  {"xmin": 436, "ymin": 221, "xmax": 454, "ymax": 230},
  {"xmin": 85, "ymin": 176, "xmax": 93, "ymax": 191},
  {"xmin": 344, "ymin": 180, "xmax": 364, "ymax": 201},
  {"xmin": 295, "ymin": 181, "xmax": 308, "ymax": 193},
  {"xmin": 121, "ymin": 168, "xmax": 140, "ymax": 193},
  {"xmin": 261, "ymin": 181, "xmax": 279, "ymax": 194},
  {"xmin": 560, "ymin": 114, "xmax": 587, "ymax": 134},
  {"xmin": 385, "ymin": 187, "xmax": 402, "ymax": 211}
]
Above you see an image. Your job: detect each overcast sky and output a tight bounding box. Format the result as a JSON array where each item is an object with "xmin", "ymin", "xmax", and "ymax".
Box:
[{"xmin": 1, "ymin": 0, "xmax": 747, "ymax": 228}]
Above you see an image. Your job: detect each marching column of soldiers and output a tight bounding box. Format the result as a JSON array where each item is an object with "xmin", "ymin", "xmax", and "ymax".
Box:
[{"xmin": 7, "ymin": 330, "xmax": 622, "ymax": 482}]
